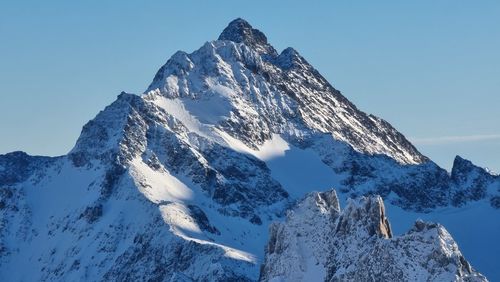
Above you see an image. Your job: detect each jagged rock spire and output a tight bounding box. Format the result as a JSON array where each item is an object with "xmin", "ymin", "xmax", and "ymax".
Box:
[
  {"xmin": 336, "ymin": 195, "xmax": 393, "ymax": 238},
  {"xmin": 260, "ymin": 191, "xmax": 487, "ymax": 282},
  {"xmin": 218, "ymin": 18, "xmax": 278, "ymax": 56}
]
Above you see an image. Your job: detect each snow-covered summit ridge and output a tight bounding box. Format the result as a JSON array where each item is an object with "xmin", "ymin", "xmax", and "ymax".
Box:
[
  {"xmin": 260, "ymin": 190, "xmax": 487, "ymax": 282},
  {"xmin": 145, "ymin": 18, "xmax": 427, "ymax": 165}
]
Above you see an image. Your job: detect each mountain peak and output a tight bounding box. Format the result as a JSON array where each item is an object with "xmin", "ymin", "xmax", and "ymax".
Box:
[
  {"xmin": 218, "ymin": 18, "xmax": 277, "ymax": 56},
  {"xmin": 451, "ymin": 155, "xmax": 475, "ymax": 176}
]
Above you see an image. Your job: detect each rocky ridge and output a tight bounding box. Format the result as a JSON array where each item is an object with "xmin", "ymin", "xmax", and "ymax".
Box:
[{"xmin": 260, "ymin": 190, "xmax": 487, "ymax": 282}]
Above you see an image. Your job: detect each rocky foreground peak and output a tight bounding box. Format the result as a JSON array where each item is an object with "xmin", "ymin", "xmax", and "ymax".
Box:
[
  {"xmin": 260, "ymin": 190, "xmax": 487, "ymax": 282},
  {"xmin": 336, "ymin": 195, "xmax": 393, "ymax": 239}
]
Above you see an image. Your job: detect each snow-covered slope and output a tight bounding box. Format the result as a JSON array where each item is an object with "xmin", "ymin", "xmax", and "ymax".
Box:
[
  {"xmin": 1, "ymin": 18, "xmax": 499, "ymax": 281},
  {"xmin": 260, "ymin": 190, "xmax": 486, "ymax": 281}
]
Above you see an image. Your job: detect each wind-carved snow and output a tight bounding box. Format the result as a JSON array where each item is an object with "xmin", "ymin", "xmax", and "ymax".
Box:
[
  {"xmin": 153, "ymin": 96, "xmax": 207, "ymax": 136},
  {"xmin": 128, "ymin": 154, "xmax": 272, "ymax": 276},
  {"xmin": 264, "ymin": 142, "xmax": 342, "ymax": 199},
  {"xmin": 216, "ymin": 131, "xmax": 341, "ymax": 198},
  {"xmin": 152, "ymin": 93, "xmax": 291, "ymax": 163},
  {"xmin": 158, "ymin": 202, "xmax": 256, "ymax": 264},
  {"xmin": 193, "ymin": 80, "xmax": 235, "ymax": 124},
  {"xmin": 152, "ymin": 94, "xmax": 231, "ymax": 142},
  {"xmin": 217, "ymin": 131, "xmax": 289, "ymax": 161},
  {"xmin": 130, "ymin": 157, "xmax": 194, "ymax": 203},
  {"xmin": 128, "ymin": 156, "xmax": 268, "ymax": 278}
]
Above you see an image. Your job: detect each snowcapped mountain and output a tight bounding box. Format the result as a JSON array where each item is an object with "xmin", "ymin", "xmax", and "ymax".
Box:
[{"xmin": 0, "ymin": 18, "xmax": 498, "ymax": 281}]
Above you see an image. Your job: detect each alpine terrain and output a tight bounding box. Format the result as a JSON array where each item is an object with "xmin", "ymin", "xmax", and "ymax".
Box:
[{"xmin": 0, "ymin": 19, "xmax": 498, "ymax": 281}]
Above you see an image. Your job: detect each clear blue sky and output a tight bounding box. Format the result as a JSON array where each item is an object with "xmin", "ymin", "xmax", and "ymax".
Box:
[{"xmin": 1, "ymin": 0, "xmax": 499, "ymax": 171}]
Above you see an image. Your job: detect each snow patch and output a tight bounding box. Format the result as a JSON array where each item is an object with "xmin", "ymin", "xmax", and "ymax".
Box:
[
  {"xmin": 130, "ymin": 157, "xmax": 194, "ymax": 204},
  {"xmin": 266, "ymin": 145, "xmax": 341, "ymax": 199},
  {"xmin": 153, "ymin": 96, "xmax": 208, "ymax": 137},
  {"xmin": 217, "ymin": 130, "xmax": 289, "ymax": 161}
]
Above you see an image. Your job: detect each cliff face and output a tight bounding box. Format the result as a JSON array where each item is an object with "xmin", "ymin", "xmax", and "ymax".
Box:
[{"xmin": 260, "ymin": 190, "xmax": 487, "ymax": 282}]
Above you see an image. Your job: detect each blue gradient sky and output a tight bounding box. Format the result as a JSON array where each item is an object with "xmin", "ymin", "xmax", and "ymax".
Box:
[{"xmin": 1, "ymin": 1, "xmax": 499, "ymax": 171}]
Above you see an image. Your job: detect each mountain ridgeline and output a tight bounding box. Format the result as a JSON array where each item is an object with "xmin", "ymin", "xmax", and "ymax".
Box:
[{"xmin": 0, "ymin": 18, "xmax": 498, "ymax": 281}]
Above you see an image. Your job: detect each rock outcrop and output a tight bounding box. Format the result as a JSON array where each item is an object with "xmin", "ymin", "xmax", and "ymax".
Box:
[{"xmin": 260, "ymin": 190, "xmax": 487, "ymax": 282}]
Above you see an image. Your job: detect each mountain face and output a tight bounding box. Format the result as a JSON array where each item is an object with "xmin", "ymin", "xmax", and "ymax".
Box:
[
  {"xmin": 147, "ymin": 19, "xmax": 427, "ymax": 166},
  {"xmin": 0, "ymin": 18, "xmax": 498, "ymax": 281},
  {"xmin": 260, "ymin": 190, "xmax": 486, "ymax": 282}
]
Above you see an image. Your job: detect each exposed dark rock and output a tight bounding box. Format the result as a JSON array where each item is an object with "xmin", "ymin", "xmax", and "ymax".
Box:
[
  {"xmin": 218, "ymin": 18, "xmax": 278, "ymax": 56},
  {"xmin": 80, "ymin": 204, "xmax": 103, "ymax": 223},
  {"xmin": 490, "ymin": 196, "xmax": 500, "ymax": 209},
  {"xmin": 100, "ymin": 164, "xmax": 126, "ymax": 199},
  {"xmin": 0, "ymin": 151, "xmax": 55, "ymax": 185},
  {"xmin": 186, "ymin": 204, "xmax": 220, "ymax": 235},
  {"xmin": 249, "ymin": 215, "xmax": 262, "ymax": 225}
]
